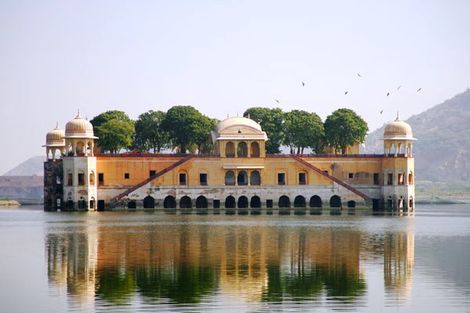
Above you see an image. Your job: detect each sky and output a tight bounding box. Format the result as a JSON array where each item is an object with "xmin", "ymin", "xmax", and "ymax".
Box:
[{"xmin": 1, "ymin": 0, "xmax": 470, "ymax": 174}]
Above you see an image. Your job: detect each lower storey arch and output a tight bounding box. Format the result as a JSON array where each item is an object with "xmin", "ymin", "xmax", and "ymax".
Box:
[
  {"xmin": 309, "ymin": 195, "xmax": 322, "ymax": 208},
  {"xmin": 143, "ymin": 195, "xmax": 155, "ymax": 208},
  {"xmin": 347, "ymin": 200, "xmax": 356, "ymax": 208},
  {"xmin": 250, "ymin": 196, "xmax": 261, "ymax": 208},
  {"xmin": 163, "ymin": 196, "xmax": 176, "ymax": 209},
  {"xmin": 196, "ymin": 196, "xmax": 208, "ymax": 208},
  {"xmin": 238, "ymin": 196, "xmax": 248, "ymax": 208},
  {"xmin": 294, "ymin": 195, "xmax": 306, "ymax": 208},
  {"xmin": 127, "ymin": 200, "xmax": 136, "ymax": 209},
  {"xmin": 279, "ymin": 195, "xmax": 291, "ymax": 208},
  {"xmin": 330, "ymin": 195, "xmax": 342, "ymax": 208},
  {"xmin": 225, "ymin": 196, "xmax": 236, "ymax": 208},
  {"xmin": 180, "ymin": 196, "xmax": 192, "ymax": 208}
]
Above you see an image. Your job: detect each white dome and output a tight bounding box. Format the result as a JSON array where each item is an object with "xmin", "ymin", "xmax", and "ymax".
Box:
[
  {"xmin": 212, "ymin": 117, "xmax": 267, "ymax": 141},
  {"xmin": 45, "ymin": 126, "xmax": 65, "ymax": 147},
  {"xmin": 383, "ymin": 117, "xmax": 415, "ymax": 140},
  {"xmin": 65, "ymin": 114, "xmax": 97, "ymax": 139}
]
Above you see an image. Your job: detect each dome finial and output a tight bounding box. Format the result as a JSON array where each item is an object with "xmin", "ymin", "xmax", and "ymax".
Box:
[
  {"xmin": 395, "ymin": 111, "xmax": 400, "ymax": 121},
  {"xmin": 76, "ymin": 109, "xmax": 81, "ymax": 118},
  {"xmin": 55, "ymin": 121, "xmax": 59, "ymax": 129}
]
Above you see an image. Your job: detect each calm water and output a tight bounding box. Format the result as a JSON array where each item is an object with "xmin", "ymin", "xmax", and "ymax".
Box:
[{"xmin": 1, "ymin": 205, "xmax": 470, "ymax": 313}]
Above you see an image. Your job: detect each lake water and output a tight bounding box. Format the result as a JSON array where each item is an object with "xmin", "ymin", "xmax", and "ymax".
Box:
[{"xmin": 1, "ymin": 205, "xmax": 470, "ymax": 313}]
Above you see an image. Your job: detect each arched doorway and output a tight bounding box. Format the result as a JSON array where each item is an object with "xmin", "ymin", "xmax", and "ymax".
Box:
[
  {"xmin": 250, "ymin": 171, "xmax": 261, "ymax": 185},
  {"xmin": 225, "ymin": 196, "xmax": 235, "ymax": 208},
  {"xmin": 163, "ymin": 196, "xmax": 176, "ymax": 208},
  {"xmin": 143, "ymin": 196, "xmax": 155, "ymax": 208},
  {"xmin": 238, "ymin": 196, "xmax": 248, "ymax": 208},
  {"xmin": 294, "ymin": 195, "xmax": 306, "ymax": 207},
  {"xmin": 279, "ymin": 196, "xmax": 290, "ymax": 208},
  {"xmin": 237, "ymin": 142, "xmax": 248, "ymax": 157},
  {"xmin": 196, "ymin": 196, "xmax": 208, "ymax": 208},
  {"xmin": 226, "ymin": 142, "xmax": 235, "ymax": 158},
  {"xmin": 309, "ymin": 195, "xmax": 322, "ymax": 208},
  {"xmin": 347, "ymin": 200, "xmax": 356, "ymax": 208},
  {"xmin": 127, "ymin": 200, "xmax": 136, "ymax": 209},
  {"xmin": 225, "ymin": 171, "xmax": 235, "ymax": 185},
  {"xmin": 250, "ymin": 142, "xmax": 260, "ymax": 157},
  {"xmin": 330, "ymin": 195, "xmax": 342, "ymax": 208},
  {"xmin": 237, "ymin": 171, "xmax": 248, "ymax": 185},
  {"xmin": 250, "ymin": 196, "xmax": 261, "ymax": 208},
  {"xmin": 180, "ymin": 196, "xmax": 192, "ymax": 208}
]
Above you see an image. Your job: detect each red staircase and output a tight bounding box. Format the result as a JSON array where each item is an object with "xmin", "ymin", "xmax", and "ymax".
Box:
[
  {"xmin": 291, "ymin": 155, "xmax": 370, "ymax": 201},
  {"xmin": 109, "ymin": 155, "xmax": 193, "ymax": 205}
]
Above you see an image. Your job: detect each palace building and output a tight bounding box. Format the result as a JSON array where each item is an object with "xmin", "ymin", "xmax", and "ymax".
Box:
[{"xmin": 43, "ymin": 113, "xmax": 415, "ymax": 213}]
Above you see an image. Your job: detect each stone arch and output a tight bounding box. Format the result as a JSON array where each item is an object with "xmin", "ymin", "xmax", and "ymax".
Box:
[
  {"xmin": 89, "ymin": 197, "xmax": 95, "ymax": 210},
  {"xmin": 163, "ymin": 196, "xmax": 176, "ymax": 208},
  {"xmin": 250, "ymin": 196, "xmax": 261, "ymax": 208},
  {"xmin": 238, "ymin": 196, "xmax": 248, "ymax": 208},
  {"xmin": 180, "ymin": 196, "xmax": 192, "ymax": 209},
  {"xmin": 66, "ymin": 199, "xmax": 74, "ymax": 210},
  {"xmin": 279, "ymin": 195, "xmax": 290, "ymax": 208},
  {"xmin": 409, "ymin": 196, "xmax": 414, "ymax": 209},
  {"xmin": 127, "ymin": 200, "xmax": 136, "ymax": 209},
  {"xmin": 237, "ymin": 171, "xmax": 248, "ymax": 185},
  {"xmin": 78, "ymin": 197, "xmax": 86, "ymax": 209},
  {"xmin": 329, "ymin": 195, "xmax": 342, "ymax": 208},
  {"xmin": 225, "ymin": 196, "xmax": 236, "ymax": 208},
  {"xmin": 408, "ymin": 171, "xmax": 414, "ymax": 184},
  {"xmin": 143, "ymin": 195, "xmax": 155, "ymax": 208},
  {"xmin": 250, "ymin": 171, "xmax": 261, "ymax": 185},
  {"xmin": 225, "ymin": 171, "xmax": 235, "ymax": 185},
  {"xmin": 196, "ymin": 196, "xmax": 208, "ymax": 208},
  {"xmin": 250, "ymin": 142, "xmax": 260, "ymax": 157},
  {"xmin": 237, "ymin": 142, "xmax": 248, "ymax": 157},
  {"xmin": 294, "ymin": 195, "xmax": 306, "ymax": 207},
  {"xmin": 226, "ymin": 142, "xmax": 235, "ymax": 158},
  {"xmin": 309, "ymin": 195, "xmax": 322, "ymax": 208},
  {"xmin": 347, "ymin": 200, "xmax": 356, "ymax": 208}
]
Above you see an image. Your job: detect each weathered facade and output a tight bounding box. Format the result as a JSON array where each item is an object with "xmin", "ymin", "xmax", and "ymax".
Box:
[{"xmin": 43, "ymin": 114, "xmax": 415, "ymax": 213}]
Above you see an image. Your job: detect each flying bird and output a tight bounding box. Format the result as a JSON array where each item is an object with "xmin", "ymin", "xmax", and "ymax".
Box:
[
  {"xmin": 417, "ymin": 88, "xmax": 422, "ymax": 93},
  {"xmin": 386, "ymin": 92, "xmax": 390, "ymax": 97},
  {"xmin": 357, "ymin": 73, "xmax": 362, "ymax": 78},
  {"xmin": 344, "ymin": 91, "xmax": 349, "ymax": 95},
  {"xmin": 397, "ymin": 85, "xmax": 402, "ymax": 91},
  {"xmin": 380, "ymin": 110, "xmax": 383, "ymax": 114},
  {"xmin": 275, "ymin": 99, "xmax": 280, "ymax": 104},
  {"xmin": 301, "ymin": 81, "xmax": 305, "ymax": 87}
]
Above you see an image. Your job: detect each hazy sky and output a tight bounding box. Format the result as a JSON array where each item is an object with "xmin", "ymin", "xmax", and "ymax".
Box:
[{"xmin": 1, "ymin": 0, "xmax": 470, "ymax": 174}]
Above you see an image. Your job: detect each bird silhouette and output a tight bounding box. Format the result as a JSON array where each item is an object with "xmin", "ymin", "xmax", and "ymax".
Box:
[
  {"xmin": 275, "ymin": 99, "xmax": 280, "ymax": 104},
  {"xmin": 386, "ymin": 92, "xmax": 390, "ymax": 97},
  {"xmin": 357, "ymin": 73, "xmax": 362, "ymax": 78},
  {"xmin": 301, "ymin": 81, "xmax": 305, "ymax": 87},
  {"xmin": 344, "ymin": 91, "xmax": 349, "ymax": 95},
  {"xmin": 380, "ymin": 110, "xmax": 383, "ymax": 114},
  {"xmin": 397, "ymin": 85, "xmax": 402, "ymax": 91},
  {"xmin": 417, "ymin": 88, "xmax": 422, "ymax": 93}
]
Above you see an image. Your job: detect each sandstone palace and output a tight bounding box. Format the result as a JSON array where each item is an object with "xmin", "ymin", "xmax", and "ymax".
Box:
[{"xmin": 43, "ymin": 114, "xmax": 415, "ymax": 213}]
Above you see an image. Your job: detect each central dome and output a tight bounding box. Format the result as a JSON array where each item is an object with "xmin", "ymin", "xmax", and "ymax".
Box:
[
  {"xmin": 212, "ymin": 116, "xmax": 267, "ymax": 141},
  {"xmin": 383, "ymin": 118, "xmax": 414, "ymax": 140},
  {"xmin": 65, "ymin": 114, "xmax": 96, "ymax": 138},
  {"xmin": 216, "ymin": 116, "xmax": 263, "ymax": 133}
]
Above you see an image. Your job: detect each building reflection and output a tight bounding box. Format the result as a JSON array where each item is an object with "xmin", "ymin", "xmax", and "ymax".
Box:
[{"xmin": 46, "ymin": 219, "xmax": 414, "ymax": 306}]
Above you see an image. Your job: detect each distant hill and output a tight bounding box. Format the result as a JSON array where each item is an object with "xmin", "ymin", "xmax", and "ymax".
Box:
[
  {"xmin": 366, "ymin": 88, "xmax": 470, "ymax": 183},
  {"xmin": 3, "ymin": 156, "xmax": 44, "ymax": 176}
]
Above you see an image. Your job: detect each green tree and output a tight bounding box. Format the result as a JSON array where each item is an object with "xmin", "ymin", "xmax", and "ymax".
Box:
[
  {"xmin": 324, "ymin": 108, "xmax": 368, "ymax": 154},
  {"xmin": 96, "ymin": 119, "xmax": 135, "ymax": 153},
  {"xmin": 134, "ymin": 110, "xmax": 169, "ymax": 153},
  {"xmin": 90, "ymin": 110, "xmax": 134, "ymax": 140},
  {"xmin": 243, "ymin": 107, "xmax": 285, "ymax": 154},
  {"xmin": 161, "ymin": 106, "xmax": 213, "ymax": 154},
  {"xmin": 284, "ymin": 110, "xmax": 325, "ymax": 154}
]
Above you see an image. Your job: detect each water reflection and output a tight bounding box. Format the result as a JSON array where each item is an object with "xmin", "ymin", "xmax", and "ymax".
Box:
[{"xmin": 45, "ymin": 218, "xmax": 414, "ymax": 309}]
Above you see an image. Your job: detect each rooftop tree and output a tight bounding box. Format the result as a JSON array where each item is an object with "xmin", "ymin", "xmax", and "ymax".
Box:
[
  {"xmin": 324, "ymin": 108, "xmax": 368, "ymax": 154},
  {"xmin": 134, "ymin": 110, "xmax": 169, "ymax": 153},
  {"xmin": 243, "ymin": 107, "xmax": 285, "ymax": 154},
  {"xmin": 91, "ymin": 110, "xmax": 135, "ymax": 153},
  {"xmin": 284, "ymin": 110, "xmax": 325, "ymax": 154}
]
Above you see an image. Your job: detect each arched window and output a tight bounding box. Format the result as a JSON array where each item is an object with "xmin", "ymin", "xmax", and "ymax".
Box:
[
  {"xmin": 250, "ymin": 171, "xmax": 261, "ymax": 185},
  {"xmin": 225, "ymin": 196, "xmax": 236, "ymax": 208},
  {"xmin": 238, "ymin": 196, "xmax": 248, "ymax": 208},
  {"xmin": 237, "ymin": 171, "xmax": 248, "ymax": 185},
  {"xmin": 237, "ymin": 142, "xmax": 248, "ymax": 157},
  {"xmin": 180, "ymin": 196, "xmax": 192, "ymax": 208},
  {"xmin": 250, "ymin": 196, "xmax": 261, "ymax": 208},
  {"xmin": 164, "ymin": 196, "xmax": 176, "ymax": 208},
  {"xmin": 144, "ymin": 195, "xmax": 155, "ymax": 208},
  {"xmin": 226, "ymin": 142, "xmax": 235, "ymax": 158},
  {"xmin": 329, "ymin": 195, "xmax": 342, "ymax": 208},
  {"xmin": 127, "ymin": 200, "xmax": 136, "ymax": 209},
  {"xmin": 66, "ymin": 199, "xmax": 74, "ymax": 210},
  {"xmin": 89, "ymin": 197, "xmax": 95, "ymax": 209},
  {"xmin": 309, "ymin": 195, "xmax": 322, "ymax": 208},
  {"xmin": 76, "ymin": 141, "xmax": 85, "ymax": 155},
  {"xmin": 408, "ymin": 171, "xmax": 413, "ymax": 185},
  {"xmin": 78, "ymin": 197, "xmax": 86, "ymax": 209},
  {"xmin": 225, "ymin": 171, "xmax": 235, "ymax": 185},
  {"xmin": 294, "ymin": 196, "xmax": 306, "ymax": 207},
  {"xmin": 279, "ymin": 195, "xmax": 290, "ymax": 208},
  {"xmin": 409, "ymin": 196, "xmax": 414, "ymax": 209},
  {"xmin": 250, "ymin": 142, "xmax": 260, "ymax": 157},
  {"xmin": 347, "ymin": 200, "xmax": 356, "ymax": 208},
  {"xmin": 196, "ymin": 196, "xmax": 208, "ymax": 208}
]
